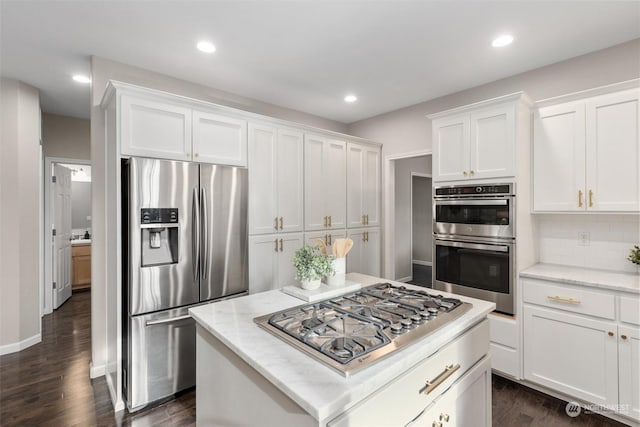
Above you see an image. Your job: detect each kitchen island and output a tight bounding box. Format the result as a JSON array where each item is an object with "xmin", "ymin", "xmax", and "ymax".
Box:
[{"xmin": 189, "ymin": 273, "xmax": 495, "ymax": 426}]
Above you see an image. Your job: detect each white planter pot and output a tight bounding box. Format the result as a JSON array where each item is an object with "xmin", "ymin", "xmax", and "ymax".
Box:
[{"xmin": 300, "ymin": 278, "xmax": 321, "ymax": 290}]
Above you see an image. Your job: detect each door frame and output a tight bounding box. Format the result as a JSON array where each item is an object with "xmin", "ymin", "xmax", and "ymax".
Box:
[
  {"xmin": 43, "ymin": 156, "xmax": 90, "ymax": 315},
  {"xmin": 383, "ymin": 149, "xmax": 431, "ymax": 281},
  {"xmin": 410, "ymin": 172, "xmax": 433, "ymax": 276}
]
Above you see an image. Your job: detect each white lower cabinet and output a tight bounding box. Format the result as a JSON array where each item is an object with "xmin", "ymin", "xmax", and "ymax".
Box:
[
  {"xmin": 329, "ymin": 320, "xmax": 490, "ymax": 427},
  {"xmin": 249, "ymin": 233, "xmax": 302, "ymax": 293},
  {"xmin": 488, "ymin": 313, "xmax": 520, "ymax": 378},
  {"xmin": 346, "ymin": 228, "xmax": 380, "ymax": 277},
  {"xmin": 522, "ymin": 277, "xmax": 640, "ymax": 423}
]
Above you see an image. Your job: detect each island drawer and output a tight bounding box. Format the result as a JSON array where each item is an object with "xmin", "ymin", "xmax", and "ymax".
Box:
[
  {"xmin": 328, "ymin": 319, "xmax": 489, "ymax": 427},
  {"xmin": 522, "ymin": 278, "xmax": 615, "ymax": 320}
]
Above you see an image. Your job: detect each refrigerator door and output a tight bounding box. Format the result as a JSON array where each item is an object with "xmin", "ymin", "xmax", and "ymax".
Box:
[
  {"xmin": 128, "ymin": 158, "xmax": 200, "ymax": 315},
  {"xmin": 199, "ymin": 164, "xmax": 248, "ymax": 301},
  {"xmin": 126, "ymin": 306, "xmax": 196, "ymax": 411}
]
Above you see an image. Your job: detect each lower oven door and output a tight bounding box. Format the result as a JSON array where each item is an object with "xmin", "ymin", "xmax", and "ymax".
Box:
[
  {"xmin": 126, "ymin": 306, "xmax": 196, "ymax": 411},
  {"xmin": 433, "ymin": 237, "xmax": 514, "ymax": 315}
]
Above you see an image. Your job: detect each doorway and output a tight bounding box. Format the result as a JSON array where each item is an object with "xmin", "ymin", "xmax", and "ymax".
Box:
[
  {"xmin": 410, "ymin": 174, "xmax": 432, "ymax": 287},
  {"xmin": 43, "ymin": 157, "xmax": 92, "ymax": 314}
]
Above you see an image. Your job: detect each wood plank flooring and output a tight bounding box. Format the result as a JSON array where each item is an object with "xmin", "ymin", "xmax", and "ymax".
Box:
[{"xmin": 0, "ymin": 290, "xmax": 629, "ymax": 426}]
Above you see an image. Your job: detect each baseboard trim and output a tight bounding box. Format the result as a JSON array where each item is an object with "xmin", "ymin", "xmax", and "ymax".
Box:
[
  {"xmin": 106, "ymin": 371, "xmax": 125, "ymax": 412},
  {"xmin": 0, "ymin": 333, "xmax": 41, "ymax": 356},
  {"xmin": 412, "ymin": 260, "xmax": 432, "ymax": 266},
  {"xmin": 90, "ymin": 362, "xmax": 106, "ymax": 378},
  {"xmin": 396, "ymin": 276, "xmax": 412, "ymax": 283}
]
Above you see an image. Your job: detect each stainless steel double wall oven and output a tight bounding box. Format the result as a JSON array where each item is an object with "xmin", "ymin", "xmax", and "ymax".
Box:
[{"xmin": 433, "ymin": 183, "xmax": 516, "ymax": 315}]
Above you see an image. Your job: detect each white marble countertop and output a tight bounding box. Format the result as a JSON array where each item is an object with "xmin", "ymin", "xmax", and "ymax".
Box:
[
  {"xmin": 520, "ymin": 263, "xmax": 640, "ymax": 294},
  {"xmin": 189, "ymin": 273, "xmax": 495, "ymax": 422},
  {"xmin": 71, "ymin": 239, "xmax": 91, "ymax": 245}
]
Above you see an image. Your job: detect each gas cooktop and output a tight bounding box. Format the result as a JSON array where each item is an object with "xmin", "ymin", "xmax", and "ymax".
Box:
[{"xmin": 254, "ymin": 283, "xmax": 472, "ymax": 376}]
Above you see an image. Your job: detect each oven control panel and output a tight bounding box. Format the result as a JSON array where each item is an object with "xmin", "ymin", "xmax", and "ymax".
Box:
[{"xmin": 435, "ymin": 184, "xmax": 512, "ymax": 196}]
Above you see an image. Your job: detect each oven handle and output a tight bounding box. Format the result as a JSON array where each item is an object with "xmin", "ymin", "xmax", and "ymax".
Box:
[
  {"xmin": 435, "ymin": 199, "xmax": 508, "ymax": 206},
  {"xmin": 435, "ymin": 239, "xmax": 509, "ymax": 252}
]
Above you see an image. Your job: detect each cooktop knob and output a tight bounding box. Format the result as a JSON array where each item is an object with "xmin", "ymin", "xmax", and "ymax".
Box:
[
  {"xmin": 401, "ymin": 319, "xmax": 413, "ymax": 328},
  {"xmin": 390, "ymin": 323, "xmax": 404, "ymax": 334},
  {"xmin": 410, "ymin": 314, "xmax": 423, "ymax": 323},
  {"xmin": 427, "ymin": 307, "xmax": 440, "ymax": 315}
]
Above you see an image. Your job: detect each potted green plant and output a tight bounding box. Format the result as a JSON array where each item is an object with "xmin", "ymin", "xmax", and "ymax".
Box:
[
  {"xmin": 293, "ymin": 244, "xmax": 334, "ymax": 290},
  {"xmin": 629, "ymin": 244, "xmax": 640, "ymax": 274}
]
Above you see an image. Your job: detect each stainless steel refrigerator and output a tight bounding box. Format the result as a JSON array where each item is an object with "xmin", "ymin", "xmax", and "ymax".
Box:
[{"xmin": 122, "ymin": 157, "xmax": 248, "ymax": 411}]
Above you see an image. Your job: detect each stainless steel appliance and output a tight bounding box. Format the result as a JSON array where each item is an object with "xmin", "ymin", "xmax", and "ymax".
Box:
[
  {"xmin": 122, "ymin": 157, "xmax": 248, "ymax": 411},
  {"xmin": 254, "ymin": 283, "xmax": 471, "ymax": 376},
  {"xmin": 433, "ymin": 183, "xmax": 516, "ymax": 315},
  {"xmin": 433, "ymin": 183, "xmax": 515, "ymax": 239}
]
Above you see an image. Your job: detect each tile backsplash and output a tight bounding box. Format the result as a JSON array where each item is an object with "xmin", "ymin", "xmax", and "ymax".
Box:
[{"xmin": 537, "ymin": 214, "xmax": 639, "ymax": 273}]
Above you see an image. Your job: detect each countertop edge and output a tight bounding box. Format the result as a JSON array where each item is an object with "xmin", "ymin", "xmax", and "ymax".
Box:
[{"xmin": 520, "ymin": 263, "xmax": 640, "ymax": 294}]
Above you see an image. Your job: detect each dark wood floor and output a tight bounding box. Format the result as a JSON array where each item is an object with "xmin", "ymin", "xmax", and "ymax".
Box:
[{"xmin": 0, "ymin": 290, "xmax": 629, "ymax": 426}]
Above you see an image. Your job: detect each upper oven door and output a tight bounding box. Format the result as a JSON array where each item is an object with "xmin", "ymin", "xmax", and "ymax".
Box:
[{"xmin": 433, "ymin": 197, "xmax": 514, "ymax": 238}]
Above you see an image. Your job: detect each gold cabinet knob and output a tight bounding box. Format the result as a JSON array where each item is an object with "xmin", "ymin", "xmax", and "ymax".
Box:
[
  {"xmin": 608, "ymin": 331, "xmax": 615, "ymax": 337},
  {"xmin": 621, "ymin": 335, "xmax": 628, "ymax": 340},
  {"xmin": 469, "ymin": 170, "xmax": 474, "ymax": 175},
  {"xmin": 439, "ymin": 413, "xmax": 450, "ymax": 422},
  {"xmin": 463, "ymin": 171, "xmax": 468, "ymax": 176}
]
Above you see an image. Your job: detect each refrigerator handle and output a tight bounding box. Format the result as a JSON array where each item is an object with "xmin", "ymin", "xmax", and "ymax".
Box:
[
  {"xmin": 192, "ymin": 187, "xmax": 200, "ymax": 282},
  {"xmin": 201, "ymin": 187, "xmax": 209, "ymax": 280}
]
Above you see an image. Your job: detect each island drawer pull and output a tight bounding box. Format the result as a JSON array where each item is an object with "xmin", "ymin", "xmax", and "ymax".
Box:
[
  {"xmin": 419, "ymin": 363, "xmax": 460, "ymax": 395},
  {"xmin": 547, "ymin": 295, "xmax": 581, "ymax": 304}
]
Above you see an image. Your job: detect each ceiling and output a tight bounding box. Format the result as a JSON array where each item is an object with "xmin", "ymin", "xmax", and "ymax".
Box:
[{"xmin": 1, "ymin": 1, "xmax": 638, "ymax": 124}]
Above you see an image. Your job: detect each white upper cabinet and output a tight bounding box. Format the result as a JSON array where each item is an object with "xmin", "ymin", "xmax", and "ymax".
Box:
[
  {"xmin": 304, "ymin": 134, "xmax": 346, "ymax": 231},
  {"xmin": 120, "ymin": 94, "xmax": 192, "ymax": 161},
  {"xmin": 248, "ymin": 233, "xmax": 303, "ymax": 294},
  {"xmin": 248, "ymin": 124, "xmax": 303, "ymax": 235},
  {"xmin": 431, "ymin": 95, "xmax": 526, "ymax": 183},
  {"xmin": 193, "ymin": 111, "xmax": 247, "ymax": 166},
  {"xmin": 347, "ymin": 143, "xmax": 381, "ymax": 228},
  {"xmin": 118, "ymin": 89, "xmax": 247, "ymax": 166},
  {"xmin": 533, "ymin": 87, "xmax": 639, "ymax": 212}
]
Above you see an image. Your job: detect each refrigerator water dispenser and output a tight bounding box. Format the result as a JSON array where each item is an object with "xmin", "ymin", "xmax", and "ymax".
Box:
[{"xmin": 141, "ymin": 208, "xmax": 179, "ymax": 267}]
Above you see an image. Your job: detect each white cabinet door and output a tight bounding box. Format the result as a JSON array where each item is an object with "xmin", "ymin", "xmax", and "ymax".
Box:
[
  {"xmin": 585, "ymin": 89, "xmax": 640, "ymax": 212},
  {"xmin": 470, "ymin": 105, "xmax": 515, "ymax": 180},
  {"xmin": 120, "ymin": 94, "xmax": 192, "ymax": 161},
  {"xmin": 432, "ymin": 115, "xmax": 470, "ymax": 182},
  {"xmin": 347, "ymin": 144, "xmax": 380, "ymax": 228},
  {"xmin": 277, "ymin": 129, "xmax": 304, "ymax": 233},
  {"xmin": 248, "ymin": 124, "xmax": 278, "ymax": 235},
  {"xmin": 304, "ymin": 134, "xmax": 327, "ymax": 231},
  {"xmin": 346, "ymin": 228, "xmax": 380, "ymax": 277},
  {"xmin": 192, "ymin": 110, "xmax": 247, "ymax": 166},
  {"xmin": 249, "ymin": 233, "xmax": 303, "ymax": 293},
  {"xmin": 363, "ymin": 147, "xmax": 381, "ymax": 227},
  {"xmin": 523, "ymin": 305, "xmax": 618, "ymax": 407},
  {"xmin": 619, "ymin": 324, "xmax": 640, "ymax": 422},
  {"xmin": 533, "ymin": 102, "xmax": 586, "ymax": 211},
  {"xmin": 248, "ymin": 235, "xmax": 279, "ymax": 294},
  {"xmin": 324, "ymin": 139, "xmax": 346, "ymax": 229},
  {"xmin": 346, "ymin": 144, "xmax": 365, "ymax": 228},
  {"xmin": 276, "ymin": 233, "xmax": 304, "ymax": 288}
]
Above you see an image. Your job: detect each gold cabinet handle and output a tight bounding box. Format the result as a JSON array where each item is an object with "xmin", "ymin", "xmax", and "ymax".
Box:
[
  {"xmin": 279, "ymin": 217, "xmax": 283, "ymax": 230},
  {"xmin": 547, "ymin": 295, "xmax": 581, "ymax": 304},
  {"xmin": 328, "ymin": 215, "xmax": 332, "ymax": 227},
  {"xmin": 439, "ymin": 413, "xmax": 450, "ymax": 422},
  {"xmin": 589, "ymin": 190, "xmax": 594, "ymax": 208},
  {"xmin": 432, "ymin": 422, "xmax": 443, "ymax": 427},
  {"xmin": 621, "ymin": 335, "xmax": 628, "ymax": 340},
  {"xmin": 419, "ymin": 364, "xmax": 460, "ymax": 395},
  {"xmin": 470, "ymin": 170, "xmax": 474, "ymax": 175},
  {"xmin": 328, "ymin": 234, "xmax": 332, "ymax": 245},
  {"xmin": 195, "ymin": 153, "xmax": 199, "ymax": 158},
  {"xmin": 279, "ymin": 238, "xmax": 283, "ymax": 252},
  {"xmin": 362, "ymin": 214, "xmax": 366, "ymax": 225},
  {"xmin": 323, "ymin": 216, "xmax": 327, "ymax": 227},
  {"xmin": 578, "ymin": 190, "xmax": 583, "ymax": 208},
  {"xmin": 274, "ymin": 239, "xmax": 278, "ymax": 252},
  {"xmin": 608, "ymin": 331, "xmax": 615, "ymax": 337},
  {"xmin": 365, "ymin": 214, "xmax": 369, "ymax": 225},
  {"xmin": 274, "ymin": 217, "xmax": 279, "ymax": 230},
  {"xmin": 463, "ymin": 171, "xmax": 468, "ymax": 176},
  {"xmin": 366, "ymin": 232, "xmax": 369, "ymax": 242}
]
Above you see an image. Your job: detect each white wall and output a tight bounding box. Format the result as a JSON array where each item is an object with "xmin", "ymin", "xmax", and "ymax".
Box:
[
  {"xmin": 89, "ymin": 56, "xmax": 349, "ymax": 379},
  {"xmin": 42, "ymin": 113, "xmax": 90, "ymax": 160},
  {"xmin": 412, "ymin": 176, "xmax": 432, "ymax": 264},
  {"xmin": 538, "ymin": 214, "xmax": 639, "ymax": 274},
  {"xmin": 394, "ymin": 156, "xmax": 430, "ymax": 280},
  {"xmin": 0, "ymin": 78, "xmax": 41, "ymax": 354}
]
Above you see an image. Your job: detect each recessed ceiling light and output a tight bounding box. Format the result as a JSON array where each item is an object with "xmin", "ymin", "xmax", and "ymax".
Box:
[
  {"xmin": 72, "ymin": 75, "xmax": 91, "ymax": 84},
  {"xmin": 344, "ymin": 95, "xmax": 357, "ymax": 103},
  {"xmin": 197, "ymin": 41, "xmax": 216, "ymax": 53},
  {"xmin": 492, "ymin": 34, "xmax": 514, "ymax": 48}
]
